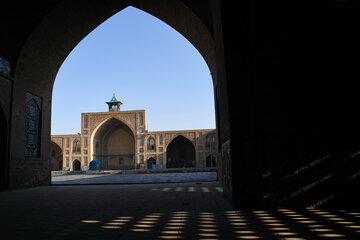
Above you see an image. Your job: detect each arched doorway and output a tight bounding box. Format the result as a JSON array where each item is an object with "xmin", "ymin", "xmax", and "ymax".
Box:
[
  {"xmin": 0, "ymin": 106, "xmax": 8, "ymax": 191},
  {"xmin": 72, "ymin": 160, "xmax": 81, "ymax": 171},
  {"xmin": 50, "ymin": 141, "xmax": 63, "ymax": 171},
  {"xmin": 91, "ymin": 118, "xmax": 135, "ymax": 170},
  {"xmin": 166, "ymin": 135, "xmax": 195, "ymax": 168},
  {"xmin": 147, "ymin": 157, "xmax": 156, "ymax": 169}
]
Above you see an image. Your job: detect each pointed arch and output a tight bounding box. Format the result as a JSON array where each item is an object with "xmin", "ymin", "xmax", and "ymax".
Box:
[
  {"xmin": 72, "ymin": 159, "xmax": 81, "ymax": 171},
  {"xmin": 147, "ymin": 136, "xmax": 156, "ymax": 152},
  {"xmin": 72, "ymin": 138, "xmax": 81, "ymax": 154},
  {"xmin": 15, "ymin": 1, "xmax": 215, "ymax": 84},
  {"xmin": 166, "ymin": 135, "xmax": 195, "ymax": 168},
  {"xmin": 90, "ymin": 117, "xmax": 135, "ymax": 170},
  {"xmin": 9, "ymin": 0, "xmax": 221, "ymax": 188}
]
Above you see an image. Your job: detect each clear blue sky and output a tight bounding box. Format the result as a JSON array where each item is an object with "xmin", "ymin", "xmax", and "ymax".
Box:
[{"xmin": 51, "ymin": 6, "xmax": 215, "ymax": 135}]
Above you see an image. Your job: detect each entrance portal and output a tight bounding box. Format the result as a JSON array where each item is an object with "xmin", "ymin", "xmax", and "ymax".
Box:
[
  {"xmin": 166, "ymin": 135, "xmax": 195, "ymax": 168},
  {"xmin": 72, "ymin": 160, "xmax": 81, "ymax": 171}
]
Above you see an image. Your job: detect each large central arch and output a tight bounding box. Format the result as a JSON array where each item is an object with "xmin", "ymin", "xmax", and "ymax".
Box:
[{"xmin": 90, "ymin": 118, "xmax": 135, "ymax": 170}]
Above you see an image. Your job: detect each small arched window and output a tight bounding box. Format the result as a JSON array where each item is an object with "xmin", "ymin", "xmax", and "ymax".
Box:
[
  {"xmin": 72, "ymin": 139, "xmax": 81, "ymax": 154},
  {"xmin": 147, "ymin": 137, "xmax": 156, "ymax": 151}
]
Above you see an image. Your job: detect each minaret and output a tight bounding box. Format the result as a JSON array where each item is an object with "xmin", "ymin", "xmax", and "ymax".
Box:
[{"xmin": 106, "ymin": 93, "xmax": 122, "ymax": 112}]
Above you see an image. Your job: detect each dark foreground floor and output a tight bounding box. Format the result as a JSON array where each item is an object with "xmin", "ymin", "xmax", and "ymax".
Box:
[{"xmin": 1, "ymin": 181, "xmax": 360, "ymax": 239}]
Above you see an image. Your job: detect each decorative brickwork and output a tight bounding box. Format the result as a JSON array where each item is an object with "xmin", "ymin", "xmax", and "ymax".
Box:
[{"xmin": 52, "ymin": 102, "xmax": 216, "ymax": 171}]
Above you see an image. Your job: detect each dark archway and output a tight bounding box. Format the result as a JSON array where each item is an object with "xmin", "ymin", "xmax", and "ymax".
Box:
[
  {"xmin": 166, "ymin": 135, "xmax": 195, "ymax": 168},
  {"xmin": 72, "ymin": 160, "xmax": 81, "ymax": 171},
  {"xmin": 147, "ymin": 157, "xmax": 156, "ymax": 169},
  {"xmin": 0, "ymin": 106, "xmax": 8, "ymax": 191}
]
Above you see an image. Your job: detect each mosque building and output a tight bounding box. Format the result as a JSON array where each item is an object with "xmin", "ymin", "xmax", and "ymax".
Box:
[{"xmin": 50, "ymin": 94, "xmax": 217, "ymax": 171}]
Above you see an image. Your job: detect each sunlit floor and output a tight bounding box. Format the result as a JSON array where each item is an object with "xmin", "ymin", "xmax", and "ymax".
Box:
[
  {"xmin": 1, "ymin": 181, "xmax": 360, "ymax": 239},
  {"xmin": 51, "ymin": 171, "xmax": 217, "ymax": 185}
]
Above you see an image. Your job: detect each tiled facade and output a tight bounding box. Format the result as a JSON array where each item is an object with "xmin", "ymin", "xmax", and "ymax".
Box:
[{"xmin": 51, "ymin": 98, "xmax": 217, "ymax": 171}]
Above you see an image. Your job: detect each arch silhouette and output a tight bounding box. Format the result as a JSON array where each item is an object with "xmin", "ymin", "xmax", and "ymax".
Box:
[{"xmin": 9, "ymin": 0, "xmax": 220, "ymax": 188}]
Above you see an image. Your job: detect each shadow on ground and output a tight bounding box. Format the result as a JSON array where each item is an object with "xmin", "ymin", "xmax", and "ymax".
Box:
[{"xmin": 1, "ymin": 181, "xmax": 360, "ymax": 239}]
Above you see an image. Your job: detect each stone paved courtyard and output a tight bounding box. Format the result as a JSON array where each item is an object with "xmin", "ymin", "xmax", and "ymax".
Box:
[
  {"xmin": 1, "ymin": 180, "xmax": 360, "ymax": 239},
  {"xmin": 52, "ymin": 171, "xmax": 218, "ymax": 185}
]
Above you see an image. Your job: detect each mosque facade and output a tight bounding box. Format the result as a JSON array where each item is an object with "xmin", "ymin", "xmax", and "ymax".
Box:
[{"xmin": 50, "ymin": 95, "xmax": 217, "ymax": 171}]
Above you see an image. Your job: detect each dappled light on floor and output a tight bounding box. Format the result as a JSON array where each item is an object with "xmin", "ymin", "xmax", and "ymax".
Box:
[
  {"xmin": 79, "ymin": 209, "xmax": 360, "ymax": 239},
  {"xmin": 2, "ymin": 181, "xmax": 360, "ymax": 239}
]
